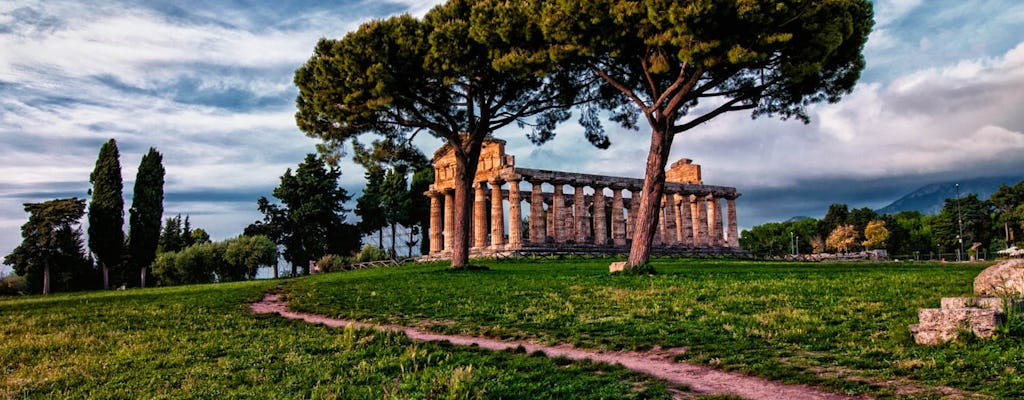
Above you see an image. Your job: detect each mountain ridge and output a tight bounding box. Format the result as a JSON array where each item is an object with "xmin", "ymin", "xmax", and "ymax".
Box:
[{"xmin": 876, "ymin": 175, "xmax": 1024, "ymax": 215}]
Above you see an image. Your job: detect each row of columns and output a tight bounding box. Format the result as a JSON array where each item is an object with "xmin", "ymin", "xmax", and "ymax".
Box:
[{"xmin": 427, "ymin": 179, "xmax": 739, "ymax": 255}]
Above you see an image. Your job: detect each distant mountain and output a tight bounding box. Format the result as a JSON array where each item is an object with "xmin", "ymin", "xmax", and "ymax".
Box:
[
  {"xmin": 785, "ymin": 216, "xmax": 813, "ymax": 222},
  {"xmin": 876, "ymin": 176, "xmax": 1024, "ymax": 215}
]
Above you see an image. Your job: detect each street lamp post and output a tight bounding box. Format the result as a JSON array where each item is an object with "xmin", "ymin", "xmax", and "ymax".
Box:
[
  {"xmin": 956, "ymin": 183, "xmax": 965, "ymax": 262},
  {"xmin": 790, "ymin": 232, "xmax": 795, "ymax": 256}
]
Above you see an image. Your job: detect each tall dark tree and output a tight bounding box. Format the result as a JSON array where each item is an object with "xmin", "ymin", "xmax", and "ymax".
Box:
[
  {"xmin": 409, "ymin": 167, "xmax": 435, "ymax": 256},
  {"xmin": 127, "ymin": 147, "xmax": 164, "ymax": 288},
  {"xmin": 158, "ymin": 215, "xmax": 184, "ymax": 253},
  {"xmin": 381, "ymin": 168, "xmax": 411, "ymax": 256},
  {"xmin": 355, "ymin": 166, "xmax": 387, "ymax": 248},
  {"xmin": 4, "ymin": 198, "xmax": 91, "ymax": 294},
  {"xmin": 535, "ymin": 0, "xmax": 873, "ymax": 268},
  {"xmin": 932, "ymin": 193, "xmax": 995, "ymax": 257},
  {"xmin": 294, "ymin": 0, "xmax": 604, "ymax": 267},
  {"xmin": 249, "ymin": 154, "xmax": 358, "ymax": 275},
  {"xmin": 88, "ymin": 138, "xmax": 124, "ymax": 289},
  {"xmin": 819, "ymin": 204, "xmax": 851, "ymax": 239},
  {"xmin": 990, "ymin": 180, "xmax": 1023, "ymax": 246}
]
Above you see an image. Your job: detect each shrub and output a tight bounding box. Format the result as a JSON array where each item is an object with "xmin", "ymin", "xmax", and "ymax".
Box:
[
  {"xmin": 357, "ymin": 245, "xmax": 389, "ymax": 262},
  {"xmin": 0, "ymin": 274, "xmax": 28, "ymax": 296},
  {"xmin": 316, "ymin": 254, "xmax": 350, "ymax": 272}
]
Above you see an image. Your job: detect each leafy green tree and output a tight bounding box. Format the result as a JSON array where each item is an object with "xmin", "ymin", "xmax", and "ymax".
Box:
[
  {"xmin": 249, "ymin": 154, "xmax": 358, "ymax": 276},
  {"xmin": 127, "ymin": 147, "xmax": 164, "ymax": 288},
  {"xmin": 88, "ymin": 138, "xmax": 125, "ymax": 289},
  {"xmin": 190, "ymin": 228, "xmax": 211, "ymax": 245},
  {"xmin": 4, "ymin": 198, "xmax": 93, "ymax": 294},
  {"xmin": 294, "ymin": 0, "xmax": 601, "ymax": 267},
  {"xmin": 222, "ymin": 235, "xmax": 278, "ymax": 281},
  {"xmin": 535, "ymin": 0, "xmax": 873, "ymax": 268}
]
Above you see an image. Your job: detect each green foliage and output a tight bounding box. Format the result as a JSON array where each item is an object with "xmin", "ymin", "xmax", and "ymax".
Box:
[
  {"xmin": 0, "ymin": 274, "xmax": 28, "ymax": 296},
  {"xmin": 740, "ymin": 218, "xmax": 816, "ymax": 257},
  {"xmin": 158, "ymin": 215, "xmax": 201, "ymax": 254},
  {"xmin": 316, "ymin": 254, "xmax": 350, "ymax": 273},
  {"xmin": 88, "ymin": 138, "xmax": 125, "ymax": 283},
  {"xmin": 152, "ymin": 235, "xmax": 277, "ymax": 286},
  {"xmin": 3, "ymin": 198, "xmax": 94, "ymax": 294},
  {"xmin": 932, "ymin": 193, "xmax": 995, "ymax": 253},
  {"xmin": 534, "ymin": 0, "xmax": 872, "ymax": 266},
  {"xmin": 0, "ymin": 281, "xmax": 670, "ymax": 399},
  {"xmin": 294, "ymin": 1, "xmax": 601, "ymax": 267},
  {"xmin": 410, "ymin": 167, "xmax": 434, "ymax": 256},
  {"xmin": 127, "ymin": 147, "xmax": 164, "ymax": 286},
  {"xmin": 222, "ymin": 235, "xmax": 278, "ymax": 281},
  {"xmin": 356, "ymin": 244, "xmax": 390, "ymax": 263},
  {"xmin": 250, "ymin": 154, "xmax": 359, "ymax": 276},
  {"xmin": 355, "ymin": 165, "xmax": 387, "ymax": 247}
]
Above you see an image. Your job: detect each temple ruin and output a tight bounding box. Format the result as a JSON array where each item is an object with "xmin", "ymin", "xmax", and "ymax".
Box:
[{"xmin": 423, "ymin": 138, "xmax": 743, "ymax": 258}]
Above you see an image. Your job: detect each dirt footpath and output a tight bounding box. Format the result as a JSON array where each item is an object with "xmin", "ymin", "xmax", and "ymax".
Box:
[{"xmin": 251, "ymin": 293, "xmax": 867, "ymax": 400}]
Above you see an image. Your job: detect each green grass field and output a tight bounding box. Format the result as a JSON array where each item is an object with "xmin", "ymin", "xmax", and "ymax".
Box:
[{"xmin": 3, "ymin": 258, "xmax": 1023, "ymax": 399}]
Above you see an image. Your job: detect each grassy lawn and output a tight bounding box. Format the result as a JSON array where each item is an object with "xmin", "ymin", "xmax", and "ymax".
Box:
[
  {"xmin": 284, "ymin": 258, "xmax": 1024, "ymax": 398},
  {"xmin": 0, "ymin": 279, "xmax": 674, "ymax": 399}
]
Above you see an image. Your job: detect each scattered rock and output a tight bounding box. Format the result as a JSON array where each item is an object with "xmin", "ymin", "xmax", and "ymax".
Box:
[
  {"xmin": 609, "ymin": 261, "xmax": 627, "ymax": 273},
  {"xmin": 974, "ymin": 259, "xmax": 1024, "ymax": 297}
]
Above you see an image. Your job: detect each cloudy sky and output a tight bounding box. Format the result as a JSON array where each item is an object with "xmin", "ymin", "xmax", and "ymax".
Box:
[{"xmin": 2, "ymin": 0, "xmax": 1023, "ymax": 273}]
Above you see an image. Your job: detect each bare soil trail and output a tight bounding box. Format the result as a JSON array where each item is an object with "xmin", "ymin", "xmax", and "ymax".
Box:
[{"xmin": 251, "ymin": 293, "xmax": 867, "ymax": 400}]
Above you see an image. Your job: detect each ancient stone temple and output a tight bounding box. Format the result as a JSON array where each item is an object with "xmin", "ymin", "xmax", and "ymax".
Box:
[{"xmin": 423, "ymin": 138, "xmax": 742, "ymax": 258}]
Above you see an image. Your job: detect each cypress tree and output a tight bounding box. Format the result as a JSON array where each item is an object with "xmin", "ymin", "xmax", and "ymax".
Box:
[
  {"xmin": 128, "ymin": 147, "xmax": 164, "ymax": 288},
  {"xmin": 88, "ymin": 138, "xmax": 124, "ymax": 289}
]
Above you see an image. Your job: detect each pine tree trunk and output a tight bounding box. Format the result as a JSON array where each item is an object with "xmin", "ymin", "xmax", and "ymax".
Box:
[
  {"xmin": 626, "ymin": 126, "xmax": 673, "ymax": 268},
  {"xmin": 450, "ymin": 151, "xmax": 477, "ymax": 268},
  {"xmin": 390, "ymin": 222, "xmax": 397, "ymax": 258},
  {"xmin": 102, "ymin": 262, "xmax": 109, "ymax": 290},
  {"xmin": 273, "ymin": 263, "xmax": 279, "ymax": 279},
  {"xmin": 140, "ymin": 266, "xmax": 147, "ymax": 288},
  {"xmin": 43, "ymin": 259, "xmax": 51, "ymax": 295}
]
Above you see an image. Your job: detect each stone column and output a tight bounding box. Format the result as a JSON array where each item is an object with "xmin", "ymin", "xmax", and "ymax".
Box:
[
  {"xmin": 676, "ymin": 193, "xmax": 692, "ymax": 247},
  {"xmin": 428, "ymin": 190, "xmax": 443, "ymax": 255},
  {"xmin": 562, "ymin": 209, "xmax": 574, "ymax": 244},
  {"xmin": 473, "ymin": 182, "xmax": 488, "ymax": 248},
  {"xmin": 574, "ymin": 184, "xmax": 587, "ymax": 244},
  {"xmin": 611, "ymin": 187, "xmax": 626, "ymax": 246},
  {"xmin": 653, "ymin": 202, "xmax": 664, "ymax": 246},
  {"xmin": 627, "ymin": 189, "xmax": 640, "ymax": 240},
  {"xmin": 727, "ymin": 197, "xmax": 739, "ymax": 248},
  {"xmin": 692, "ymin": 194, "xmax": 708, "ymax": 247},
  {"xmin": 508, "ymin": 180, "xmax": 523, "ymax": 248},
  {"xmin": 552, "ymin": 182, "xmax": 566, "ymax": 243},
  {"xmin": 529, "ymin": 180, "xmax": 545, "ymax": 244},
  {"xmin": 490, "ymin": 179, "xmax": 505, "ymax": 248},
  {"xmin": 663, "ymin": 194, "xmax": 678, "ymax": 246},
  {"xmin": 716, "ymin": 197, "xmax": 724, "ymax": 247},
  {"xmin": 546, "ymin": 199, "xmax": 555, "ymax": 241},
  {"xmin": 593, "ymin": 187, "xmax": 607, "ymax": 245},
  {"xmin": 444, "ymin": 190, "xmax": 455, "ymax": 252}
]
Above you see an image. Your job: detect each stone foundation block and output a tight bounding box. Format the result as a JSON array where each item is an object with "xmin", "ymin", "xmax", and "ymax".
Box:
[
  {"xmin": 912, "ymin": 308, "xmax": 1002, "ymax": 345},
  {"xmin": 941, "ymin": 296, "xmax": 1024, "ymax": 313}
]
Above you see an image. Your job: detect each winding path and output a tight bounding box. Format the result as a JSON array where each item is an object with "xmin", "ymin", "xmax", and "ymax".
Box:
[{"xmin": 251, "ymin": 293, "xmax": 867, "ymax": 400}]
